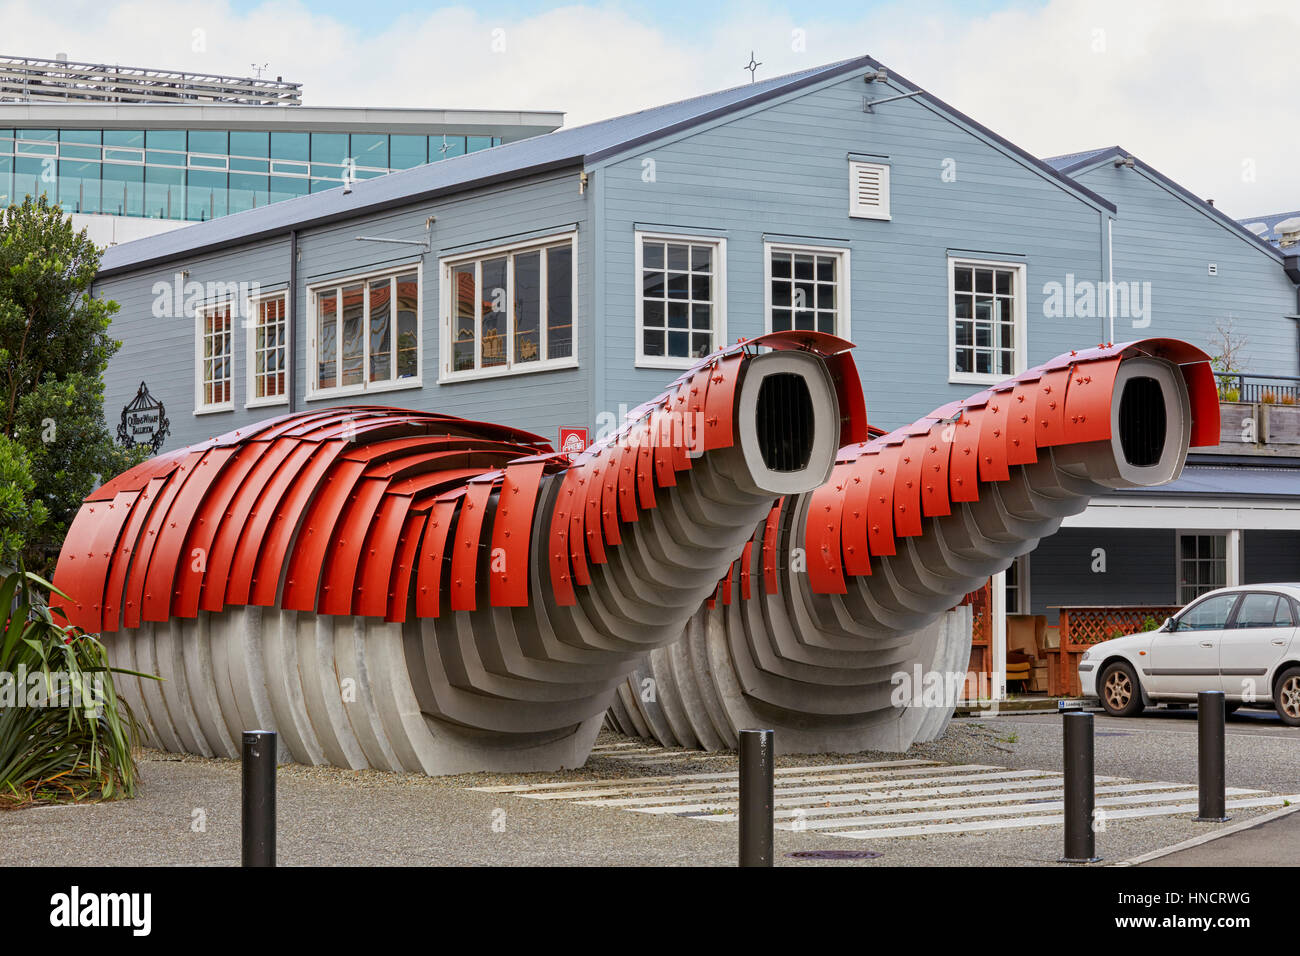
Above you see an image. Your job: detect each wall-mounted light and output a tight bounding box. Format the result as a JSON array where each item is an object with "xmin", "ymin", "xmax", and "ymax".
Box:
[
  {"xmin": 864, "ymin": 68, "xmax": 888, "ymax": 83},
  {"xmin": 1114, "ymin": 155, "xmax": 1136, "ymax": 168}
]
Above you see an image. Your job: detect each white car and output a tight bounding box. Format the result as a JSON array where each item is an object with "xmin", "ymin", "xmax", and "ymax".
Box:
[{"xmin": 1078, "ymin": 584, "xmax": 1300, "ymax": 725}]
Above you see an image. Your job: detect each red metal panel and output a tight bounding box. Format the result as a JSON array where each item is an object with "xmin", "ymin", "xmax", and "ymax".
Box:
[
  {"xmin": 615, "ymin": 436, "xmax": 638, "ymax": 522},
  {"xmin": 450, "ymin": 479, "xmax": 495, "ymax": 612},
  {"xmin": 891, "ymin": 439, "xmax": 926, "ymax": 537},
  {"xmin": 141, "ymin": 448, "xmax": 236, "ymax": 622},
  {"xmin": 319, "ymin": 477, "xmax": 387, "ymax": 616},
  {"xmin": 977, "ymin": 394, "xmax": 1012, "ymax": 483},
  {"xmin": 653, "ymin": 405, "xmax": 677, "ymax": 488},
  {"xmin": 225, "ymin": 442, "xmax": 319, "ymax": 608},
  {"xmin": 387, "ymin": 511, "xmax": 426, "ymax": 622},
  {"xmin": 124, "ymin": 451, "xmax": 205, "ymax": 629},
  {"xmin": 703, "ymin": 353, "xmax": 743, "ymax": 451},
  {"xmin": 88, "ymin": 448, "xmax": 185, "ymax": 501},
  {"xmin": 920, "ymin": 424, "xmax": 953, "ymax": 518},
  {"xmin": 102, "ymin": 477, "xmax": 168, "ymax": 632},
  {"xmin": 416, "ymin": 496, "xmax": 458, "ymax": 618},
  {"xmin": 582, "ymin": 457, "xmax": 608, "ymax": 566},
  {"xmin": 1063, "ymin": 355, "xmax": 1121, "ymax": 446},
  {"xmin": 806, "ymin": 462, "xmax": 851, "ymax": 594},
  {"xmin": 568, "ymin": 477, "xmax": 592, "ymax": 587},
  {"xmin": 278, "ymin": 458, "xmax": 367, "ymax": 613},
  {"xmin": 670, "ymin": 383, "xmax": 693, "ymax": 471},
  {"xmin": 1181, "ymin": 360, "xmax": 1221, "ymax": 447},
  {"xmin": 248, "ymin": 440, "xmax": 347, "ymax": 607},
  {"xmin": 1006, "ymin": 381, "xmax": 1040, "ymax": 466},
  {"xmin": 866, "ymin": 443, "xmax": 902, "ymax": 556},
  {"xmin": 357, "ymin": 492, "xmax": 413, "ymax": 617},
  {"xmin": 740, "ymin": 538, "xmax": 754, "ymax": 601},
  {"xmin": 549, "ymin": 469, "xmax": 580, "ymax": 605},
  {"xmin": 949, "ymin": 409, "xmax": 982, "ymax": 503},
  {"xmin": 600, "ymin": 447, "xmax": 623, "ymax": 548},
  {"xmin": 840, "ymin": 453, "xmax": 875, "ymax": 576},
  {"xmin": 761, "ymin": 498, "xmax": 784, "ymax": 595},
  {"xmin": 173, "ymin": 443, "xmax": 269, "ymax": 618},
  {"xmin": 720, "ymin": 562, "xmax": 734, "ymax": 605},
  {"xmin": 635, "ymin": 416, "xmax": 656, "ymax": 509},
  {"xmin": 824, "ymin": 350, "xmax": 870, "ymax": 445},
  {"xmin": 55, "ymin": 491, "xmax": 138, "ymax": 632},
  {"xmin": 200, "ymin": 440, "xmax": 296, "ymax": 613},
  {"xmin": 490, "ymin": 460, "xmax": 546, "ymax": 608},
  {"xmin": 1034, "ymin": 368, "xmax": 1072, "ymax": 447}
]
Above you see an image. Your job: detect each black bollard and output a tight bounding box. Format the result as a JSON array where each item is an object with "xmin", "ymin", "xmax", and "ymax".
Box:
[
  {"xmin": 1196, "ymin": 691, "xmax": 1229, "ymax": 822},
  {"xmin": 738, "ymin": 729, "xmax": 774, "ymax": 867},
  {"xmin": 242, "ymin": 730, "xmax": 277, "ymax": 867},
  {"xmin": 1060, "ymin": 712, "xmax": 1100, "ymax": 863}
]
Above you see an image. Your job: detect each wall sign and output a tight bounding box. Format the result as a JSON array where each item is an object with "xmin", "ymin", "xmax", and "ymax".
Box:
[
  {"xmin": 117, "ymin": 381, "xmax": 170, "ymax": 454},
  {"xmin": 559, "ymin": 426, "xmax": 588, "ymax": 460}
]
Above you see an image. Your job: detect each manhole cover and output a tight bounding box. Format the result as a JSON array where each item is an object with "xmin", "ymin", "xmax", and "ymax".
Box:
[{"xmin": 786, "ymin": 849, "xmax": 882, "ymax": 860}]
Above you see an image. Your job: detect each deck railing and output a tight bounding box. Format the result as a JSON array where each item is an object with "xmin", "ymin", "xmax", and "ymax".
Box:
[{"xmin": 1215, "ymin": 372, "xmax": 1300, "ymax": 404}]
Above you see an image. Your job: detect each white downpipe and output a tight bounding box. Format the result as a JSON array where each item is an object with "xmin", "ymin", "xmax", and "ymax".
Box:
[
  {"xmin": 1107, "ymin": 217, "xmax": 1116, "ymax": 344},
  {"xmin": 992, "ymin": 570, "xmax": 1007, "ymax": 701}
]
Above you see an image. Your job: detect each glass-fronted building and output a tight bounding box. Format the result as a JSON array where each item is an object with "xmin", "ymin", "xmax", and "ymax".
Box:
[
  {"xmin": 0, "ymin": 55, "xmax": 564, "ymax": 241},
  {"xmin": 0, "ymin": 127, "xmax": 505, "ymax": 221}
]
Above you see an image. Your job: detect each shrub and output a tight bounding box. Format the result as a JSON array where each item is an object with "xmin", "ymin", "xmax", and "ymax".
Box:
[{"xmin": 0, "ymin": 567, "xmax": 147, "ymax": 808}]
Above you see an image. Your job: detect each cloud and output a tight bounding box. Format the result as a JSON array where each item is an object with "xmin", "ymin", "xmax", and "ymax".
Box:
[{"xmin": 5, "ymin": 0, "xmax": 1297, "ymax": 215}]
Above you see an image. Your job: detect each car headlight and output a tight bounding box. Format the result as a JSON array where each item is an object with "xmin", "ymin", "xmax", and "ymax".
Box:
[{"xmin": 1080, "ymin": 649, "xmax": 1092, "ymax": 661}]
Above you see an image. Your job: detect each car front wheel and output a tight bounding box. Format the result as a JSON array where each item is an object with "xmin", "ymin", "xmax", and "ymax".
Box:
[
  {"xmin": 1274, "ymin": 666, "xmax": 1300, "ymax": 727},
  {"xmin": 1099, "ymin": 661, "xmax": 1145, "ymax": 718}
]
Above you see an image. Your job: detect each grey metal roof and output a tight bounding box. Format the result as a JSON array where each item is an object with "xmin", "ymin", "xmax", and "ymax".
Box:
[
  {"xmin": 97, "ymin": 54, "xmax": 1117, "ymax": 277},
  {"xmin": 1045, "ymin": 145, "xmax": 1287, "ymax": 264},
  {"xmin": 1114, "ymin": 461, "xmax": 1300, "ymax": 499}
]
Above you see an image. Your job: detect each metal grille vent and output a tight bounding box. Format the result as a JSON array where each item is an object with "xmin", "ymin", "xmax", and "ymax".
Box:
[
  {"xmin": 1118, "ymin": 376, "xmax": 1167, "ymax": 468},
  {"xmin": 755, "ymin": 372, "xmax": 815, "ymax": 472}
]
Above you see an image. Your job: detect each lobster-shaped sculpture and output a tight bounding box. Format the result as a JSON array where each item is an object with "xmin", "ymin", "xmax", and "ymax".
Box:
[{"xmin": 53, "ymin": 333, "xmax": 1218, "ymax": 772}]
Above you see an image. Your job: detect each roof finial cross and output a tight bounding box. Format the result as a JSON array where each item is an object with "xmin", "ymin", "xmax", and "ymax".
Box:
[{"xmin": 744, "ymin": 51, "xmax": 762, "ymax": 83}]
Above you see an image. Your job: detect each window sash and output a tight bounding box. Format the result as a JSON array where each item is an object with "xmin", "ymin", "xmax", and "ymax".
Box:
[
  {"xmin": 638, "ymin": 236, "xmax": 720, "ymax": 362},
  {"xmin": 251, "ymin": 295, "xmax": 287, "ymax": 402},
  {"xmin": 313, "ymin": 271, "xmax": 419, "ymax": 393},
  {"xmin": 950, "ymin": 261, "xmax": 1021, "ymax": 380},
  {"xmin": 442, "ymin": 238, "xmax": 574, "ymax": 377},
  {"xmin": 198, "ymin": 303, "xmax": 232, "ymax": 408},
  {"xmin": 1178, "ymin": 532, "xmax": 1228, "ymax": 604},
  {"xmin": 766, "ymin": 245, "xmax": 844, "ymax": 336}
]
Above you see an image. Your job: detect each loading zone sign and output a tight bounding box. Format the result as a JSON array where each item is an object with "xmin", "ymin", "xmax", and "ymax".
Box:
[{"xmin": 117, "ymin": 381, "xmax": 170, "ymax": 454}]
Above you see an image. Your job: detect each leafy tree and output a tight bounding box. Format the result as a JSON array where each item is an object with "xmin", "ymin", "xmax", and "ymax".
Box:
[{"xmin": 0, "ymin": 195, "xmax": 144, "ymax": 572}]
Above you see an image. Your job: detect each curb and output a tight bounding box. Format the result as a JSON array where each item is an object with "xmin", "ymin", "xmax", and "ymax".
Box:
[{"xmin": 1112, "ymin": 801, "xmax": 1300, "ymax": 867}]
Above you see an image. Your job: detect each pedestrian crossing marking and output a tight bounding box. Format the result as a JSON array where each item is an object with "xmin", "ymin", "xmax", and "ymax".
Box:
[{"xmin": 471, "ymin": 741, "xmax": 1297, "ymax": 841}]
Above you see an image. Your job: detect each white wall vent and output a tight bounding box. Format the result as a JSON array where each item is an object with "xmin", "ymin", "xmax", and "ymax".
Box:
[{"xmin": 848, "ymin": 161, "xmax": 891, "ymax": 220}]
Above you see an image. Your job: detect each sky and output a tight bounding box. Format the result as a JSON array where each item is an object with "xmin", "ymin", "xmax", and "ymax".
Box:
[{"xmin": 5, "ymin": 0, "xmax": 1297, "ymax": 217}]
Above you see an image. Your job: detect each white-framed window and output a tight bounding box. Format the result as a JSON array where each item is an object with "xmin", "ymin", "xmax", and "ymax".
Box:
[
  {"xmin": 308, "ymin": 267, "xmax": 421, "ymax": 398},
  {"xmin": 848, "ymin": 160, "xmax": 890, "ymax": 220},
  {"xmin": 246, "ymin": 293, "xmax": 288, "ymax": 408},
  {"xmin": 195, "ymin": 301, "xmax": 233, "ymax": 414},
  {"xmin": 1005, "ymin": 553, "xmax": 1030, "ymax": 615},
  {"xmin": 948, "ymin": 257, "xmax": 1026, "ymax": 385},
  {"xmin": 1178, "ymin": 532, "xmax": 1227, "ymax": 604},
  {"xmin": 764, "ymin": 242, "xmax": 849, "ymax": 337},
  {"xmin": 439, "ymin": 234, "xmax": 576, "ymax": 382},
  {"xmin": 635, "ymin": 231, "xmax": 726, "ymax": 368}
]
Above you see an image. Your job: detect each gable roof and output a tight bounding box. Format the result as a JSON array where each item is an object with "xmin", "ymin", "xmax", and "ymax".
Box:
[
  {"xmin": 97, "ymin": 54, "xmax": 1115, "ymax": 278},
  {"xmin": 1045, "ymin": 145, "xmax": 1286, "ymax": 263}
]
